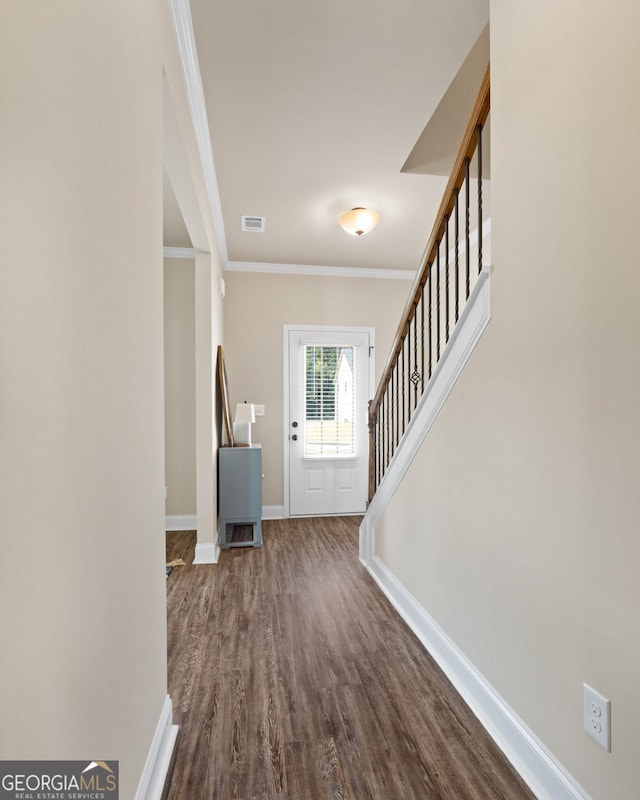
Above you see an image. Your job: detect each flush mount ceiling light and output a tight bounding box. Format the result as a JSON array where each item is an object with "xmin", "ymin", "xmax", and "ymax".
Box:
[{"xmin": 338, "ymin": 207, "xmax": 380, "ymax": 237}]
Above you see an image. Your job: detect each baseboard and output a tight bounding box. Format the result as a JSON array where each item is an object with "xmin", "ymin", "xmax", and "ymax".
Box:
[
  {"xmin": 165, "ymin": 514, "xmax": 197, "ymax": 531},
  {"xmin": 365, "ymin": 554, "xmax": 591, "ymax": 800},
  {"xmin": 262, "ymin": 505, "xmax": 284, "ymax": 520},
  {"xmin": 134, "ymin": 695, "xmax": 179, "ymax": 800},
  {"xmin": 193, "ymin": 541, "xmax": 219, "ymax": 564}
]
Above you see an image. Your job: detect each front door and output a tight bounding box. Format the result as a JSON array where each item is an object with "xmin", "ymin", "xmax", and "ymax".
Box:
[{"xmin": 286, "ymin": 327, "xmax": 372, "ymax": 516}]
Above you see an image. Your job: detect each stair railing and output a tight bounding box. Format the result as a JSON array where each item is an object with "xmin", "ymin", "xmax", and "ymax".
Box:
[{"xmin": 368, "ymin": 66, "xmax": 490, "ymax": 502}]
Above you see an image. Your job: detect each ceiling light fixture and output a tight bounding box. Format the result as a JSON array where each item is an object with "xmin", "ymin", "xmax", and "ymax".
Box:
[{"xmin": 338, "ymin": 207, "xmax": 380, "ymax": 237}]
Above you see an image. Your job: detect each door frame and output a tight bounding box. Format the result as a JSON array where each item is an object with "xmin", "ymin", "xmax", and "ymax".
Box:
[{"xmin": 283, "ymin": 324, "xmax": 375, "ymax": 518}]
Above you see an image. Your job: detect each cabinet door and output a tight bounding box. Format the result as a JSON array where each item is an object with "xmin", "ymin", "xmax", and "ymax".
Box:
[{"xmin": 219, "ymin": 446, "xmax": 262, "ymax": 520}]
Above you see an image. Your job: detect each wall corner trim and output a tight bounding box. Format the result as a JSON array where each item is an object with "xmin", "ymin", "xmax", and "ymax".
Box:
[
  {"xmin": 362, "ymin": 556, "xmax": 591, "ymax": 800},
  {"xmin": 134, "ymin": 695, "xmax": 179, "ymax": 800}
]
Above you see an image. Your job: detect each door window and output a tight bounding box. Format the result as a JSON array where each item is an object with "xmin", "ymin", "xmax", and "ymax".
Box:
[{"xmin": 303, "ymin": 345, "xmax": 356, "ymax": 458}]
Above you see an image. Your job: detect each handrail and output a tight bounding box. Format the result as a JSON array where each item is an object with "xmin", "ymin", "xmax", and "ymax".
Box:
[{"xmin": 368, "ymin": 66, "xmax": 490, "ymax": 502}]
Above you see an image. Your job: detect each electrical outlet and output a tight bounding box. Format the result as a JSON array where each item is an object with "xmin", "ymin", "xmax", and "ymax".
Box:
[
  {"xmin": 583, "ymin": 683, "xmax": 611, "ymax": 751},
  {"xmin": 254, "ymin": 404, "xmax": 265, "ymax": 416}
]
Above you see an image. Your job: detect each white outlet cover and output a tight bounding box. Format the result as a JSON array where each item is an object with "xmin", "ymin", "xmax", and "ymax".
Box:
[
  {"xmin": 254, "ymin": 404, "xmax": 265, "ymax": 416},
  {"xmin": 583, "ymin": 683, "xmax": 611, "ymax": 752}
]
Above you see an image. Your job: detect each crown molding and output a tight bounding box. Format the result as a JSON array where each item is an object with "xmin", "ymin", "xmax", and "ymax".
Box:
[
  {"xmin": 167, "ymin": 0, "xmax": 228, "ymax": 263},
  {"xmin": 225, "ymin": 261, "xmax": 416, "ymax": 280},
  {"xmin": 162, "ymin": 250, "xmax": 415, "ymax": 281}
]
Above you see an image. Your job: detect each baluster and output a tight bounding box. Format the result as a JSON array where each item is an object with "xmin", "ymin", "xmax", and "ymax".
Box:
[
  {"xmin": 455, "ymin": 189, "xmax": 460, "ymax": 322},
  {"xmin": 385, "ymin": 380, "xmax": 390, "ymax": 469},
  {"xmin": 377, "ymin": 408, "xmax": 380, "ymax": 496},
  {"xmin": 420, "ymin": 282, "xmax": 425, "ymax": 394},
  {"xmin": 393, "ymin": 361, "xmax": 398, "ymax": 455},
  {"xmin": 428, "ymin": 266, "xmax": 433, "ymax": 379},
  {"xmin": 396, "ymin": 361, "xmax": 400, "ymax": 453},
  {"xmin": 465, "ymin": 156, "xmax": 471, "ymax": 299},
  {"xmin": 382, "ymin": 384, "xmax": 386, "ymax": 472},
  {"xmin": 377, "ymin": 396, "xmax": 382, "ymax": 488},
  {"xmin": 396, "ymin": 361, "xmax": 400, "ymax": 451},
  {"xmin": 378, "ymin": 395, "xmax": 382, "ymax": 484},
  {"xmin": 477, "ymin": 123, "xmax": 483, "ymax": 275},
  {"xmin": 445, "ymin": 217, "xmax": 450, "ymax": 343},
  {"xmin": 400, "ymin": 343, "xmax": 405, "ymax": 435},
  {"xmin": 406, "ymin": 318, "xmax": 412, "ymax": 423},
  {"xmin": 411, "ymin": 301, "xmax": 420, "ymax": 410},
  {"xmin": 368, "ymin": 401, "xmax": 376, "ymax": 501},
  {"xmin": 436, "ymin": 243, "xmax": 441, "ymax": 362},
  {"xmin": 382, "ymin": 392, "xmax": 387, "ymax": 474}
]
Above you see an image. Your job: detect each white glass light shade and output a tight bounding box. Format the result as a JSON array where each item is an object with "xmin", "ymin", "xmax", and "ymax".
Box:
[
  {"xmin": 338, "ymin": 207, "xmax": 380, "ymax": 237},
  {"xmin": 233, "ymin": 403, "xmax": 255, "ymax": 446},
  {"xmin": 234, "ymin": 402, "xmax": 256, "ymax": 423}
]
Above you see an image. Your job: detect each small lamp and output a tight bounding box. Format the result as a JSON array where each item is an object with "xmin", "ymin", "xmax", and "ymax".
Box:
[
  {"xmin": 338, "ymin": 207, "xmax": 380, "ymax": 236},
  {"xmin": 233, "ymin": 402, "xmax": 256, "ymax": 446}
]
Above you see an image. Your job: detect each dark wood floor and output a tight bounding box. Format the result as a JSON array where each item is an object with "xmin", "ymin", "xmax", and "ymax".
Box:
[{"xmin": 164, "ymin": 517, "xmax": 535, "ymax": 800}]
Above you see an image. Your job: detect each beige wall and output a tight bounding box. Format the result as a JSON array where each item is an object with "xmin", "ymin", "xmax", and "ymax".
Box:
[
  {"xmin": 0, "ymin": 3, "xmax": 167, "ymax": 797},
  {"xmin": 223, "ymin": 271, "xmax": 412, "ymax": 506},
  {"xmin": 376, "ymin": 2, "xmax": 640, "ymax": 799},
  {"xmin": 164, "ymin": 258, "xmax": 196, "ymax": 516}
]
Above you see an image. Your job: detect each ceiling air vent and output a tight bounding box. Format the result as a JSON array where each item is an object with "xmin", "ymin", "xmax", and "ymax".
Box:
[{"xmin": 241, "ymin": 215, "xmax": 266, "ymax": 233}]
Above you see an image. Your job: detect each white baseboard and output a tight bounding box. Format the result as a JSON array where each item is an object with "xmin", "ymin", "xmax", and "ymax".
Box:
[
  {"xmin": 165, "ymin": 514, "xmax": 197, "ymax": 531},
  {"xmin": 262, "ymin": 505, "xmax": 284, "ymax": 520},
  {"xmin": 193, "ymin": 541, "xmax": 219, "ymax": 564},
  {"xmin": 134, "ymin": 695, "xmax": 179, "ymax": 800},
  {"xmin": 364, "ymin": 553, "xmax": 590, "ymax": 800}
]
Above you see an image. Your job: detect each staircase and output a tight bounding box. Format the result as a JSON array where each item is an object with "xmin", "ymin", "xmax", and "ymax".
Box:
[{"xmin": 366, "ymin": 66, "xmax": 491, "ymax": 505}]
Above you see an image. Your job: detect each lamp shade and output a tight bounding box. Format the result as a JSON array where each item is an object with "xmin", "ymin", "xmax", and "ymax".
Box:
[
  {"xmin": 338, "ymin": 207, "xmax": 380, "ymax": 236},
  {"xmin": 234, "ymin": 402, "xmax": 256, "ymax": 423}
]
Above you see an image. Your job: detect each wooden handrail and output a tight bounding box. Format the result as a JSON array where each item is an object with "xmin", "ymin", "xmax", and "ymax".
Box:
[{"xmin": 370, "ymin": 66, "xmax": 490, "ymax": 415}]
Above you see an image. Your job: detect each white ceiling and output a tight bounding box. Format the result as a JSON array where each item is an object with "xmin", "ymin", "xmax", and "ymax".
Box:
[{"xmin": 164, "ymin": 0, "xmax": 490, "ymax": 273}]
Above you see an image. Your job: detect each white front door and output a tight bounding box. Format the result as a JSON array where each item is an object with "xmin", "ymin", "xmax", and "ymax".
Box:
[{"xmin": 286, "ymin": 327, "xmax": 372, "ymax": 516}]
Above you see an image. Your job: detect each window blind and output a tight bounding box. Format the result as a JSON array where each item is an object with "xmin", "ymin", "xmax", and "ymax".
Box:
[{"xmin": 303, "ymin": 345, "xmax": 356, "ymax": 457}]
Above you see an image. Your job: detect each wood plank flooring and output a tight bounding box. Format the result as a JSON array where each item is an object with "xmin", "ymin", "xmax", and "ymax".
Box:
[{"xmin": 164, "ymin": 517, "xmax": 535, "ymax": 800}]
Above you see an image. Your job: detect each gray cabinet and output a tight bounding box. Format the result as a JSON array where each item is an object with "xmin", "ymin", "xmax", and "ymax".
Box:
[{"xmin": 218, "ymin": 445, "xmax": 263, "ymax": 548}]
